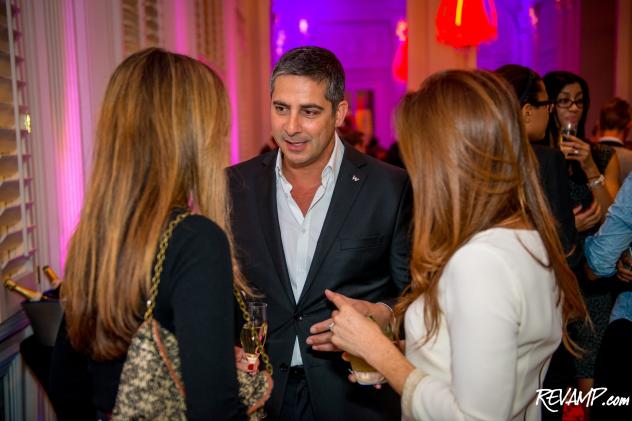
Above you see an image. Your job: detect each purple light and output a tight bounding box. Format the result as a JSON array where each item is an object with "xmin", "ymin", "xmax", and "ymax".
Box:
[
  {"xmin": 299, "ymin": 19, "xmax": 309, "ymax": 35},
  {"xmin": 173, "ymin": 0, "xmax": 188, "ymax": 53},
  {"xmin": 59, "ymin": 0, "xmax": 85, "ymax": 268},
  {"xmin": 529, "ymin": 7, "xmax": 539, "ymax": 27},
  {"xmin": 224, "ymin": 14, "xmax": 240, "ymax": 163},
  {"xmin": 396, "ymin": 19, "xmax": 408, "ymax": 42},
  {"xmin": 276, "ymin": 30, "xmax": 286, "ymax": 57},
  {"xmin": 271, "ymin": 0, "xmax": 407, "ymax": 147}
]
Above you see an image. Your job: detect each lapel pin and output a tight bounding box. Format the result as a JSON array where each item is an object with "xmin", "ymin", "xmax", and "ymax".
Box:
[{"xmin": 352, "ymin": 175, "xmax": 359, "ymax": 182}]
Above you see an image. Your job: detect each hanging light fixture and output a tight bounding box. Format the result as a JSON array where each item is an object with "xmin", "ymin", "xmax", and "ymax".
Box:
[
  {"xmin": 392, "ymin": 19, "xmax": 408, "ymax": 83},
  {"xmin": 435, "ymin": 0, "xmax": 498, "ymax": 48}
]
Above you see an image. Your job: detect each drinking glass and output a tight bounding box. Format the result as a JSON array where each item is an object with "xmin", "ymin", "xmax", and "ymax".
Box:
[
  {"xmin": 240, "ymin": 302, "xmax": 268, "ymax": 366},
  {"xmin": 240, "ymin": 302, "xmax": 268, "ymax": 419},
  {"xmin": 347, "ymin": 317, "xmax": 393, "ymax": 385},
  {"xmin": 560, "ymin": 122, "xmax": 577, "ymax": 140},
  {"xmin": 347, "ymin": 354, "xmax": 387, "ymax": 385}
]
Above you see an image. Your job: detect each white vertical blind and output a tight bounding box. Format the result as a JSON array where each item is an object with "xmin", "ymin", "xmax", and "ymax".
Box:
[
  {"xmin": 195, "ymin": 0, "xmax": 224, "ymax": 71},
  {"xmin": 122, "ymin": 0, "xmax": 161, "ymax": 57}
]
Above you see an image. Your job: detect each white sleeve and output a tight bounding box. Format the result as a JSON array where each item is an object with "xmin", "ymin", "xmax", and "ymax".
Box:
[{"xmin": 408, "ymin": 244, "xmax": 521, "ymax": 421}]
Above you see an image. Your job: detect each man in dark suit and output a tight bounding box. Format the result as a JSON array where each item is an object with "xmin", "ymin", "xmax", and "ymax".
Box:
[{"xmin": 228, "ymin": 46, "xmax": 411, "ymax": 420}]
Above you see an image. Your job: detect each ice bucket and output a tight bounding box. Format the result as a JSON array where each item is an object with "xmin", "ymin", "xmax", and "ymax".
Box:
[{"xmin": 21, "ymin": 298, "xmax": 63, "ymax": 347}]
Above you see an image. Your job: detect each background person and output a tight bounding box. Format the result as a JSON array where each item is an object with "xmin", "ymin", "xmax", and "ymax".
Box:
[
  {"xmin": 596, "ymin": 97, "xmax": 632, "ymax": 184},
  {"xmin": 544, "ymin": 71, "xmax": 621, "ymax": 413},
  {"xmin": 496, "ymin": 64, "xmax": 581, "ymax": 269},
  {"xmin": 496, "ymin": 64, "xmax": 583, "ymax": 420},
  {"xmin": 584, "ymin": 174, "xmax": 632, "ymax": 421},
  {"xmin": 543, "ymin": 71, "xmax": 619, "ymax": 231}
]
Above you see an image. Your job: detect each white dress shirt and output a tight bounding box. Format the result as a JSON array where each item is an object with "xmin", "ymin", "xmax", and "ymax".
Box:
[{"xmin": 275, "ymin": 135, "xmax": 344, "ymax": 366}]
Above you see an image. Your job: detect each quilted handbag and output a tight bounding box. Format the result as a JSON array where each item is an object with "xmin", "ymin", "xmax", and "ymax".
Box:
[{"xmin": 112, "ymin": 212, "xmax": 272, "ymax": 420}]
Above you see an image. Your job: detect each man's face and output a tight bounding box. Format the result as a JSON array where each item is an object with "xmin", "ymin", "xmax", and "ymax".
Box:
[{"xmin": 271, "ymin": 75, "xmax": 347, "ymax": 172}]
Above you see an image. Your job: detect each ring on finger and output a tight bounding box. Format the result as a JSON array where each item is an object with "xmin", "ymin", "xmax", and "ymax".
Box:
[{"xmin": 328, "ymin": 321, "xmax": 335, "ymax": 332}]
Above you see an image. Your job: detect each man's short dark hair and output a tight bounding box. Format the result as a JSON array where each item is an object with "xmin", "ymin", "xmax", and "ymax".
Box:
[
  {"xmin": 270, "ymin": 46, "xmax": 345, "ymax": 108},
  {"xmin": 599, "ymin": 97, "xmax": 631, "ymax": 132}
]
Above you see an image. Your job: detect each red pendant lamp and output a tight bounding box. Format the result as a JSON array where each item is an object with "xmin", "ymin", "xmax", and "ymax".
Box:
[{"xmin": 436, "ymin": 0, "xmax": 498, "ymax": 48}]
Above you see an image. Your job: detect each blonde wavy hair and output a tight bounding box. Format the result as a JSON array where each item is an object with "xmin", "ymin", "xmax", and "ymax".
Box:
[
  {"xmin": 394, "ymin": 70, "xmax": 586, "ymax": 354},
  {"xmin": 62, "ymin": 48, "xmax": 249, "ymax": 360}
]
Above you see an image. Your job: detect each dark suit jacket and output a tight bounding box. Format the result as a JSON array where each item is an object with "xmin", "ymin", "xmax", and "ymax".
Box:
[
  {"xmin": 532, "ymin": 145, "xmax": 582, "ymax": 269},
  {"xmin": 228, "ymin": 144, "xmax": 411, "ymax": 420}
]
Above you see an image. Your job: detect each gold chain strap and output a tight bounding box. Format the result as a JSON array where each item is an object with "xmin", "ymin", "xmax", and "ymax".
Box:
[
  {"xmin": 141, "ymin": 211, "xmax": 273, "ymax": 375},
  {"xmin": 233, "ymin": 288, "xmax": 274, "ymax": 375},
  {"xmin": 144, "ymin": 212, "xmax": 191, "ymax": 321}
]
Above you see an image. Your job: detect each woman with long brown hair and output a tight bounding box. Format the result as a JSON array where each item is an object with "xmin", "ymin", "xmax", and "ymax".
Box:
[
  {"xmin": 326, "ymin": 70, "xmax": 586, "ymax": 420},
  {"xmin": 50, "ymin": 48, "xmax": 250, "ymax": 420}
]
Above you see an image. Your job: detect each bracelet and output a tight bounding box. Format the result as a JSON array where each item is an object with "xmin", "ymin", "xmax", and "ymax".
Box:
[
  {"xmin": 587, "ymin": 174, "xmax": 605, "ymax": 189},
  {"xmin": 377, "ymin": 301, "xmax": 394, "ymax": 314}
]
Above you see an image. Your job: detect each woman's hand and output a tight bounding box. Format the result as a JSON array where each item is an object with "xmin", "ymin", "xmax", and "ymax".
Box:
[
  {"xmin": 560, "ymin": 135, "xmax": 600, "ymax": 177},
  {"xmin": 234, "ymin": 346, "xmax": 258, "ymax": 373},
  {"xmin": 327, "ymin": 290, "xmax": 415, "ymax": 395},
  {"xmin": 325, "ymin": 289, "xmax": 390, "ymax": 361},
  {"xmin": 616, "ymin": 259, "xmax": 632, "ymax": 283},
  {"xmin": 573, "ymin": 202, "xmax": 602, "ymax": 232},
  {"xmin": 308, "ymin": 295, "xmax": 392, "ymax": 352}
]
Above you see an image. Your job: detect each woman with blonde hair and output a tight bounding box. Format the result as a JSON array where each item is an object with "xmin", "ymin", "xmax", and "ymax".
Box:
[
  {"xmin": 50, "ymin": 48, "xmax": 250, "ymax": 420},
  {"xmin": 326, "ymin": 70, "xmax": 586, "ymax": 420}
]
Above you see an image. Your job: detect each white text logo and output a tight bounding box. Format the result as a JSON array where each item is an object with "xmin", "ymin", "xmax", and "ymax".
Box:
[{"xmin": 536, "ymin": 388, "xmax": 630, "ymax": 412}]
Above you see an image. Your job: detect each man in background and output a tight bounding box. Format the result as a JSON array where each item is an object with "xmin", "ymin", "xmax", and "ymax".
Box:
[{"xmin": 597, "ymin": 97, "xmax": 632, "ymax": 184}]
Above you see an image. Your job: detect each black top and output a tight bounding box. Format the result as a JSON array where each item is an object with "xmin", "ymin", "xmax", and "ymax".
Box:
[
  {"xmin": 531, "ymin": 145, "xmax": 582, "ymax": 269},
  {"xmin": 50, "ymin": 215, "xmax": 246, "ymax": 420},
  {"xmin": 567, "ymin": 144, "xmax": 614, "ymax": 240}
]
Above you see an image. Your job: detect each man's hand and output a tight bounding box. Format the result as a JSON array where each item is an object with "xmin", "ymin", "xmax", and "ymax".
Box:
[{"xmin": 306, "ymin": 292, "xmax": 393, "ymax": 352}]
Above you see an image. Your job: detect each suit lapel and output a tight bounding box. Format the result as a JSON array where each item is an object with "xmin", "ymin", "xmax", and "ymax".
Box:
[
  {"xmin": 298, "ymin": 145, "xmax": 368, "ymax": 303},
  {"xmin": 255, "ymin": 151, "xmax": 296, "ymax": 306}
]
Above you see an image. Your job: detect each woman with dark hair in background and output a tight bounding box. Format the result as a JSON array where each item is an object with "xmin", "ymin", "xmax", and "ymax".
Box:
[
  {"xmin": 544, "ymin": 71, "xmax": 619, "ymax": 229},
  {"xmin": 544, "ymin": 70, "xmax": 620, "ymax": 418},
  {"xmin": 496, "ymin": 64, "xmax": 580, "ymax": 268},
  {"xmin": 50, "ymin": 48, "xmax": 252, "ymax": 420},
  {"xmin": 496, "ymin": 64, "xmax": 581, "ymax": 420}
]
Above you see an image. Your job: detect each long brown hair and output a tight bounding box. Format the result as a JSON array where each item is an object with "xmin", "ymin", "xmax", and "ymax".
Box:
[
  {"xmin": 394, "ymin": 70, "xmax": 586, "ymax": 353},
  {"xmin": 62, "ymin": 48, "xmax": 249, "ymax": 360}
]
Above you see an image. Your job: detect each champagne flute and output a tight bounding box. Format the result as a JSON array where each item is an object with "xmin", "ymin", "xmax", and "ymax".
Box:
[
  {"xmin": 560, "ymin": 122, "xmax": 577, "ymax": 141},
  {"xmin": 240, "ymin": 302, "xmax": 268, "ymax": 367},
  {"xmin": 240, "ymin": 302, "xmax": 268, "ymax": 419},
  {"xmin": 559, "ymin": 122, "xmax": 579, "ymax": 161}
]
